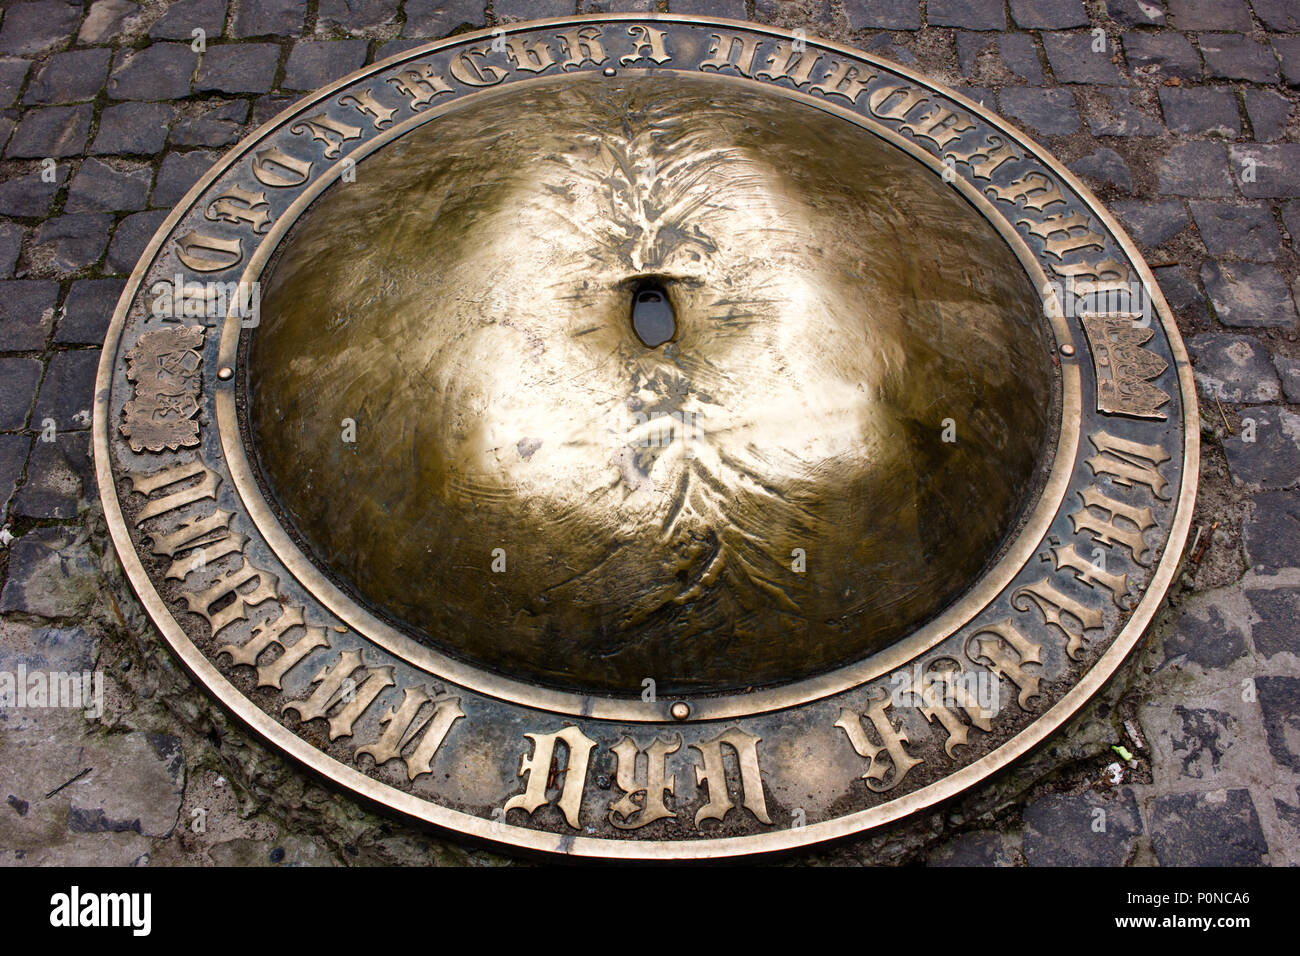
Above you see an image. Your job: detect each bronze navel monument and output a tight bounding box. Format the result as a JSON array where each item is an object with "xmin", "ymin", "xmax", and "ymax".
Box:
[{"xmin": 96, "ymin": 15, "xmax": 1198, "ymax": 859}]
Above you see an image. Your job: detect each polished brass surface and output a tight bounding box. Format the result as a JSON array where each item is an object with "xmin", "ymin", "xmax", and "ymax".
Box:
[
  {"xmin": 249, "ymin": 73, "xmax": 1054, "ymax": 695},
  {"xmin": 98, "ymin": 14, "xmax": 1198, "ymax": 858}
]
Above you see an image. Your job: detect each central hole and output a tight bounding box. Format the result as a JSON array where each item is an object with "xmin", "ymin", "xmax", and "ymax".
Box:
[{"xmin": 631, "ymin": 284, "xmax": 675, "ymax": 347}]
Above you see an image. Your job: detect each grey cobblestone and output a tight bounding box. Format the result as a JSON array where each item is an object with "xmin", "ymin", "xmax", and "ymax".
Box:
[
  {"xmin": 1191, "ymin": 201, "xmax": 1282, "ymax": 260},
  {"xmin": 1106, "ymin": 0, "xmax": 1166, "ymax": 28},
  {"xmin": 0, "ymin": 0, "xmax": 81, "ymax": 57},
  {"xmin": 79, "ymin": 1, "xmax": 141, "ymax": 44},
  {"xmin": 1189, "ymin": 332, "xmax": 1283, "ymax": 403},
  {"xmin": 1277, "ymin": 353, "xmax": 1300, "ymax": 402},
  {"xmin": 957, "ymin": 32, "xmax": 1045, "ymax": 85},
  {"xmin": 318, "ymin": 0, "xmax": 402, "ymax": 34},
  {"xmin": 0, "ymin": 357, "xmax": 42, "ymax": 431},
  {"xmin": 844, "ymin": 0, "xmax": 920, "ymax": 30},
  {"xmin": 1043, "ymin": 33, "xmax": 1127, "ymax": 85},
  {"xmin": 55, "ymin": 278, "xmax": 126, "ymax": 345},
  {"xmin": 1123, "ymin": 31, "xmax": 1201, "ymax": 81},
  {"xmin": 586, "ymin": 0, "xmax": 658, "ymax": 12},
  {"xmin": 1157, "ymin": 141, "xmax": 1234, "ymax": 196},
  {"xmin": 1275, "ymin": 35, "xmax": 1300, "ymax": 86},
  {"xmin": 0, "ymin": 58, "xmax": 32, "ymax": 109},
  {"xmin": 0, "ymin": 280, "xmax": 58, "ymax": 351},
  {"xmin": 151, "ymin": 150, "xmax": 219, "ymax": 209},
  {"xmin": 1252, "ymin": 0, "xmax": 1300, "ymax": 32},
  {"xmin": 150, "ymin": 0, "xmax": 230, "ymax": 41},
  {"xmin": 33, "ymin": 349, "xmax": 99, "ymax": 434},
  {"xmin": 1244, "ymin": 491, "xmax": 1300, "ymax": 571},
  {"xmin": 1112, "ymin": 199, "xmax": 1190, "ymax": 247},
  {"xmin": 496, "ymin": 0, "xmax": 576, "ymax": 19},
  {"xmin": 0, "ymin": 166, "xmax": 67, "ymax": 219},
  {"xmin": 1085, "ymin": 87, "xmax": 1164, "ymax": 136},
  {"xmin": 999, "ymin": 86, "xmax": 1080, "ymax": 135},
  {"xmin": 1166, "ymin": 0, "xmax": 1254, "ymax": 32},
  {"xmin": 31, "ymin": 214, "xmax": 112, "ymax": 275},
  {"xmin": 169, "ymin": 100, "xmax": 250, "ymax": 148},
  {"xmin": 1222, "ymin": 405, "xmax": 1300, "ymax": 489},
  {"xmin": 1158, "ymin": 86, "xmax": 1240, "ymax": 135},
  {"xmin": 251, "ymin": 93, "xmax": 298, "ymax": 126},
  {"xmin": 1225, "ymin": 405, "xmax": 1300, "ymax": 488},
  {"xmin": 0, "ymin": 526, "xmax": 98, "ymax": 618},
  {"xmin": 402, "ymin": 0, "xmax": 487, "ymax": 37},
  {"xmin": 1167, "ymin": 706, "xmax": 1236, "ymax": 780},
  {"xmin": 0, "ymin": 223, "xmax": 21, "ymax": 278},
  {"xmin": 1247, "ymin": 587, "xmax": 1300, "ymax": 657},
  {"xmin": 231, "ymin": 0, "xmax": 306, "ymax": 38},
  {"xmin": 0, "ymin": 433, "xmax": 30, "ymax": 520},
  {"xmin": 1150, "ymin": 789, "xmax": 1268, "ymax": 866},
  {"xmin": 1161, "ymin": 598, "xmax": 1249, "ymax": 669},
  {"xmin": 195, "ymin": 43, "xmax": 282, "ymax": 95},
  {"xmin": 925, "ymin": 830, "xmax": 1015, "ymax": 866},
  {"xmin": 1201, "ymin": 260, "xmax": 1298, "ymax": 326},
  {"xmin": 106, "ymin": 210, "xmax": 168, "ymax": 274},
  {"xmin": 1069, "ymin": 147, "xmax": 1133, "ymax": 192},
  {"xmin": 927, "ymin": 0, "xmax": 1008, "ymax": 30},
  {"xmin": 283, "ymin": 40, "xmax": 370, "ymax": 92},
  {"xmin": 6, "ymin": 105, "xmax": 92, "ymax": 158},
  {"xmin": 1009, "ymin": 0, "xmax": 1089, "ymax": 29},
  {"xmin": 92, "ymin": 102, "xmax": 175, "ymax": 156},
  {"xmin": 1201, "ymin": 34, "xmax": 1281, "ymax": 84},
  {"xmin": 1023, "ymin": 789, "xmax": 1142, "ymax": 865},
  {"xmin": 24, "ymin": 49, "xmax": 113, "ymax": 106},
  {"xmin": 1232, "ymin": 143, "xmax": 1300, "ymax": 198},
  {"xmin": 1256, "ymin": 677, "xmax": 1300, "ymax": 773},
  {"xmin": 10, "ymin": 431, "xmax": 91, "ymax": 521},
  {"xmin": 108, "ymin": 44, "xmax": 200, "ymax": 101},
  {"xmin": 66, "ymin": 158, "xmax": 152, "ymax": 213},
  {"xmin": 1246, "ymin": 89, "xmax": 1292, "ymax": 142}
]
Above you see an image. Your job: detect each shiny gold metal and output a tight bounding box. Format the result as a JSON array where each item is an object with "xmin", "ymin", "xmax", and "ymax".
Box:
[
  {"xmin": 121, "ymin": 325, "xmax": 204, "ymax": 452},
  {"xmin": 1080, "ymin": 312, "xmax": 1171, "ymax": 419},
  {"xmin": 248, "ymin": 73, "xmax": 1054, "ymax": 695},
  {"xmin": 94, "ymin": 14, "xmax": 1199, "ymax": 860}
]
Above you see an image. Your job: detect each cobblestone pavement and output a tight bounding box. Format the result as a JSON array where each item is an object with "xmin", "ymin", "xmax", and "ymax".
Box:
[{"xmin": 1, "ymin": 0, "xmax": 1298, "ymax": 867}]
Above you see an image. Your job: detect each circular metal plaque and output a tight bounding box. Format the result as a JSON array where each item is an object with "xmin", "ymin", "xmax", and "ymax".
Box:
[{"xmin": 95, "ymin": 14, "xmax": 1198, "ymax": 860}]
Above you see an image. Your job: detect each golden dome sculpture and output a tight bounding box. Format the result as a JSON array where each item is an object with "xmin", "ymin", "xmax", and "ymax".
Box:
[{"xmin": 248, "ymin": 72, "xmax": 1055, "ymax": 696}]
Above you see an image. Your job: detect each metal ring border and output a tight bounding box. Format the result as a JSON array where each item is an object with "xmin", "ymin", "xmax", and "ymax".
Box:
[{"xmin": 94, "ymin": 13, "xmax": 1200, "ymax": 859}]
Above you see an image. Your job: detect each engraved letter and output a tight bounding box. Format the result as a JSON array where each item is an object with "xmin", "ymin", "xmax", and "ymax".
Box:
[
  {"xmin": 608, "ymin": 734, "xmax": 680, "ymax": 829},
  {"xmin": 836, "ymin": 695, "xmax": 923, "ymax": 792},
  {"xmin": 356, "ymin": 688, "xmax": 465, "ymax": 781},
  {"xmin": 251, "ymin": 147, "xmax": 313, "ymax": 188},
  {"xmin": 558, "ymin": 27, "xmax": 607, "ymax": 70},
  {"xmin": 691, "ymin": 727, "xmax": 771, "ymax": 826},
  {"xmin": 966, "ymin": 619, "xmax": 1042, "ymax": 709},
  {"xmin": 621, "ymin": 25, "xmax": 671, "ymax": 65},
  {"xmin": 386, "ymin": 64, "xmax": 453, "ymax": 110},
  {"xmin": 289, "ymin": 113, "xmax": 362, "ymax": 160},
  {"xmin": 1086, "ymin": 430, "xmax": 1171, "ymax": 500},
  {"xmin": 175, "ymin": 231, "xmax": 242, "ymax": 273},
  {"xmin": 205, "ymin": 185, "xmax": 272, "ymax": 234},
  {"xmin": 503, "ymin": 726, "xmax": 596, "ymax": 829},
  {"xmin": 449, "ymin": 46, "xmax": 508, "ymax": 86}
]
